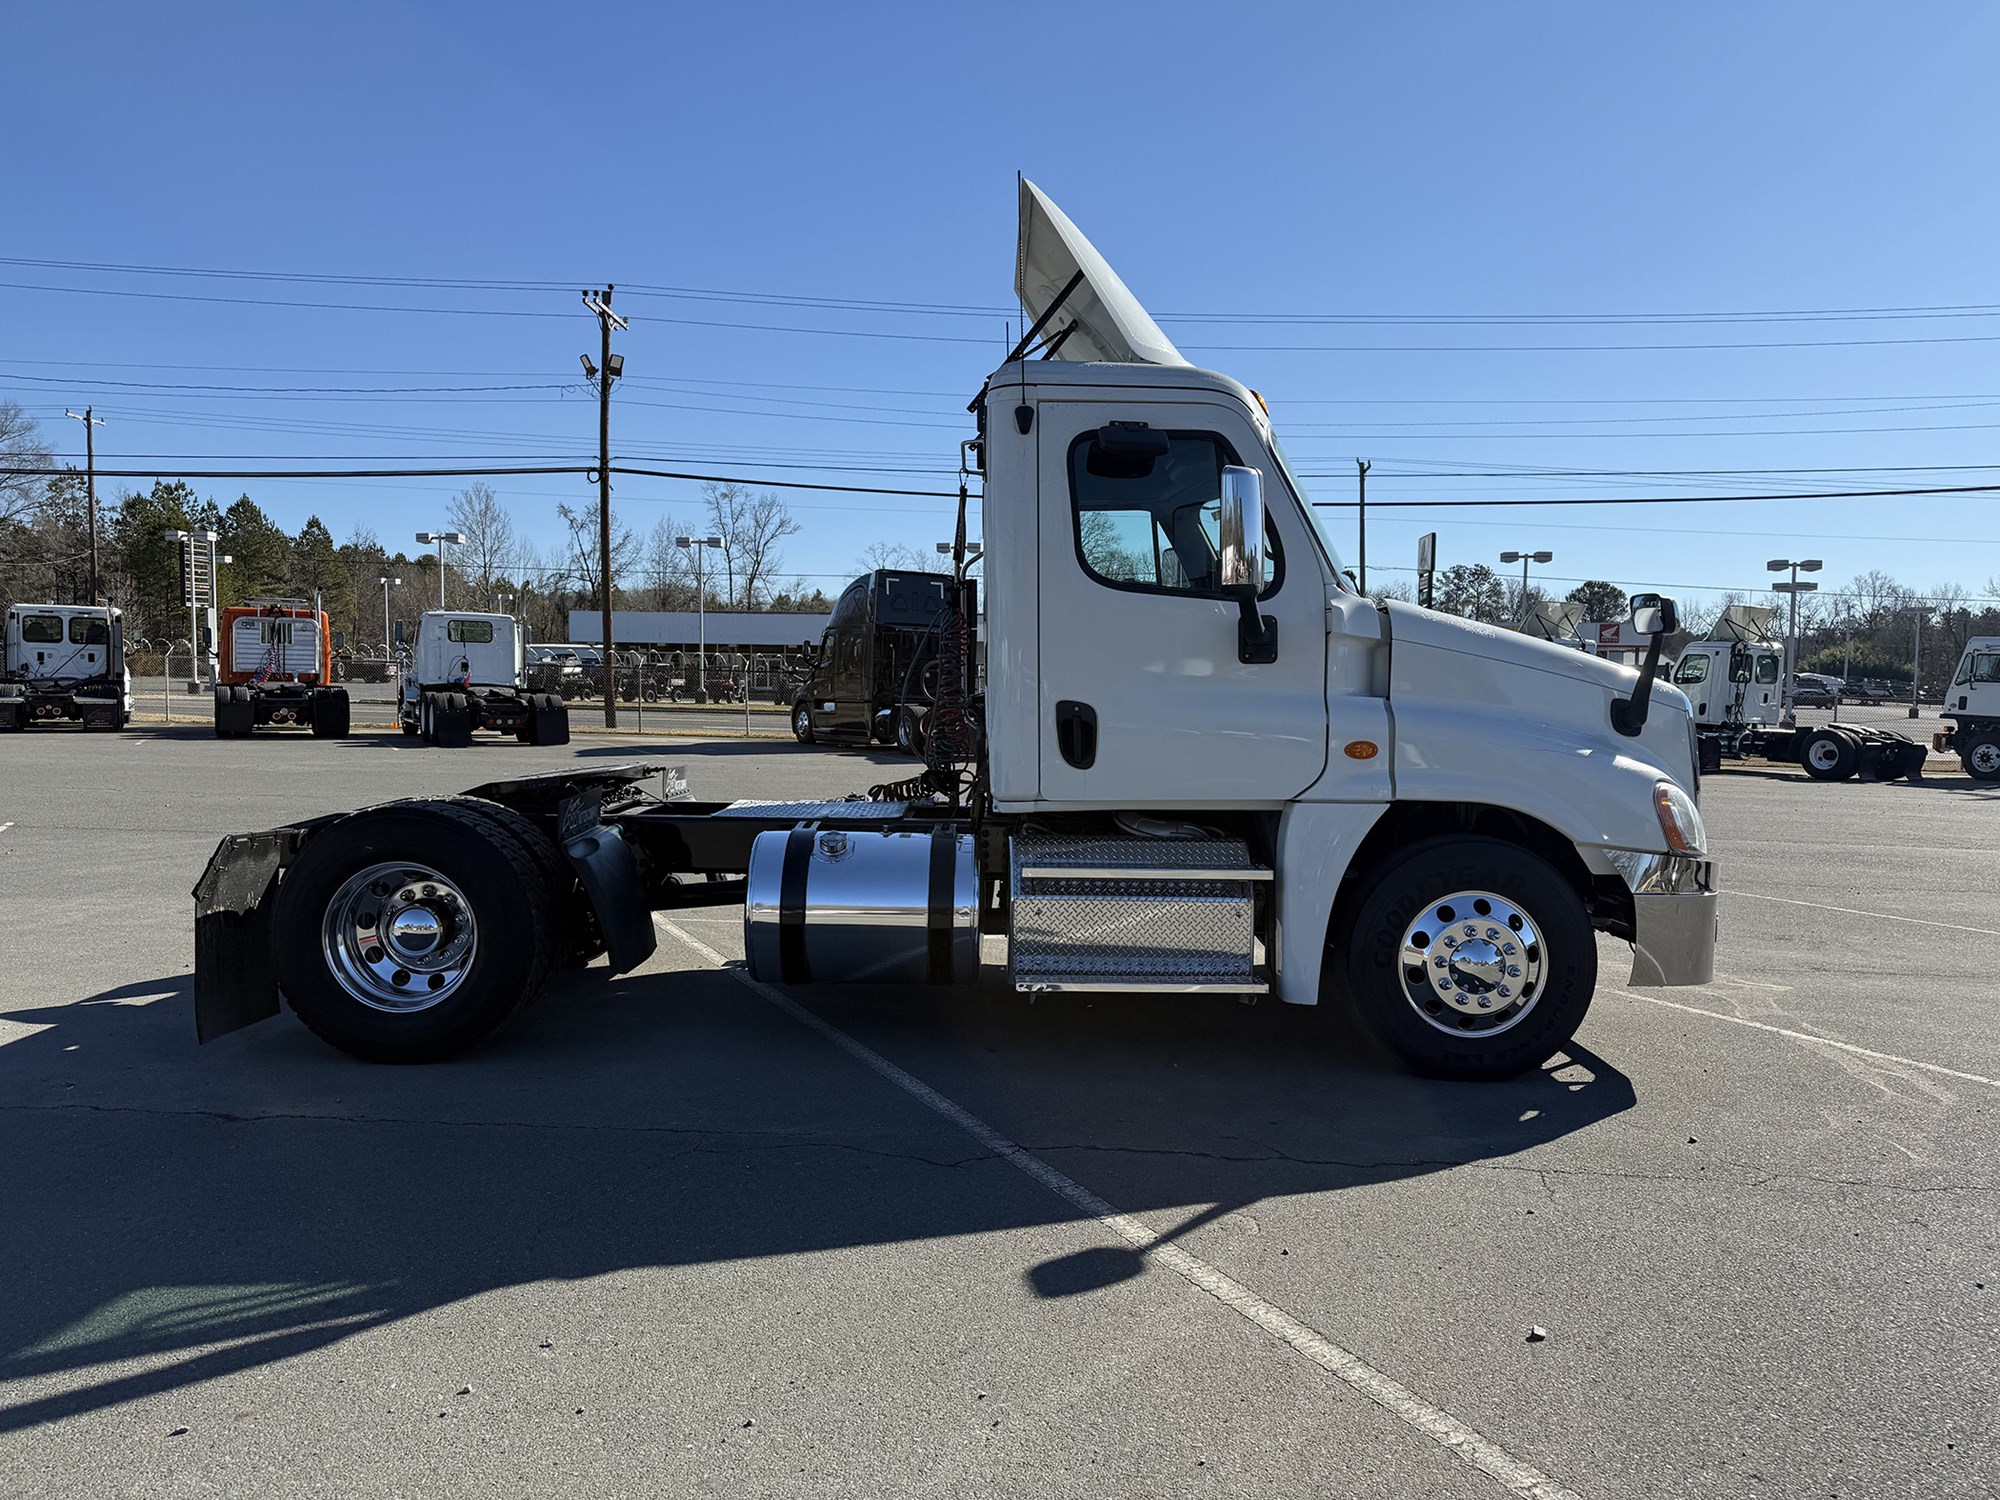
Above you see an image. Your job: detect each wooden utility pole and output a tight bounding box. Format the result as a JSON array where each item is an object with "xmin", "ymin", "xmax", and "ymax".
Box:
[
  {"xmin": 66, "ymin": 407, "xmax": 105, "ymax": 603},
  {"xmin": 582, "ymin": 286, "xmax": 627, "ymax": 728},
  {"xmin": 1355, "ymin": 458, "xmax": 1371, "ymax": 592}
]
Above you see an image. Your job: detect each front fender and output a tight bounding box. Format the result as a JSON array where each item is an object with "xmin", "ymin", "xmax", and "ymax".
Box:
[{"xmin": 1391, "ymin": 696, "xmax": 1682, "ymax": 861}]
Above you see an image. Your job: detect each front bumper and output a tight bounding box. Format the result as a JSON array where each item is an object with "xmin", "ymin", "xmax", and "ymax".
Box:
[{"xmin": 1609, "ymin": 851, "xmax": 1718, "ymax": 987}]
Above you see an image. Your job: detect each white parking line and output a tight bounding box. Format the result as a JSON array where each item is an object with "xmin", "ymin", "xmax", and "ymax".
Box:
[
  {"xmin": 654, "ymin": 915, "xmax": 1582, "ymax": 1500},
  {"xmin": 1607, "ymin": 988, "xmax": 1996, "ymax": 1087},
  {"xmin": 1729, "ymin": 889, "xmax": 2000, "ymax": 938},
  {"xmin": 0, "ymin": 822, "xmax": 14, "ymax": 835}
]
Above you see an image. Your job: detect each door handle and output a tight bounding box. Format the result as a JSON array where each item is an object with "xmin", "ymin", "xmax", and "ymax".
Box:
[{"xmin": 1055, "ymin": 700, "xmax": 1098, "ymax": 770}]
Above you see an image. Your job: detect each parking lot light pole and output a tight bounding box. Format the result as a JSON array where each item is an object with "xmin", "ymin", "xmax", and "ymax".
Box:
[
  {"xmin": 415, "ymin": 532, "xmax": 465, "ymax": 609},
  {"xmin": 376, "ymin": 576, "xmax": 401, "ymax": 657},
  {"xmin": 1905, "ymin": 607, "xmax": 1923, "ymax": 720},
  {"xmin": 1767, "ymin": 558, "xmax": 1822, "ymax": 721},
  {"xmin": 1498, "ymin": 550, "xmax": 1553, "ymax": 624},
  {"xmin": 676, "ymin": 535, "xmax": 722, "ymax": 701}
]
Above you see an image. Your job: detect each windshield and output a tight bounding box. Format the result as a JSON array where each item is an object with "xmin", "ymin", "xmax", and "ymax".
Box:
[{"xmin": 1266, "ymin": 425, "xmax": 1351, "ymax": 588}]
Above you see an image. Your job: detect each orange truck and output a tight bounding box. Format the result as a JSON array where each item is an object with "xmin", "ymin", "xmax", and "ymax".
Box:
[{"xmin": 214, "ymin": 599, "xmax": 351, "ymax": 738}]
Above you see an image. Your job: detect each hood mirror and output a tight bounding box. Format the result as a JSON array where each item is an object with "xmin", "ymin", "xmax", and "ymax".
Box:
[
  {"xmin": 1086, "ymin": 422, "xmax": 1170, "ymax": 479},
  {"xmin": 1629, "ymin": 592, "xmax": 1677, "ymax": 638},
  {"xmin": 1612, "ymin": 592, "xmax": 1681, "ymax": 738}
]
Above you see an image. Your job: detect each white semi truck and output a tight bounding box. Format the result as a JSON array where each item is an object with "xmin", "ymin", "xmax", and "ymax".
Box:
[
  {"xmin": 1936, "ymin": 636, "xmax": 2000, "ymax": 781},
  {"xmin": 0, "ymin": 603, "xmax": 130, "ymax": 731},
  {"xmin": 396, "ymin": 610, "xmax": 570, "ymax": 746},
  {"xmin": 1674, "ymin": 606, "xmax": 1925, "ymax": 781},
  {"xmin": 194, "ymin": 181, "xmax": 1716, "ymax": 1080}
]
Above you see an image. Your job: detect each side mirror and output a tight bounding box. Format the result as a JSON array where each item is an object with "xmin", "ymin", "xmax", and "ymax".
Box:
[
  {"xmin": 1217, "ymin": 465, "xmax": 1266, "ymax": 596},
  {"xmin": 1085, "ymin": 422, "xmax": 1170, "ymax": 480},
  {"xmin": 1629, "ymin": 592, "xmax": 1678, "ymax": 638},
  {"xmin": 1218, "ymin": 465, "xmax": 1277, "ymax": 665}
]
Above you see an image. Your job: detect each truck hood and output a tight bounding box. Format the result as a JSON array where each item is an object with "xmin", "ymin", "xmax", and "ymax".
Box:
[
  {"xmin": 1015, "ymin": 179, "xmax": 1187, "ymax": 366},
  {"xmin": 1386, "ymin": 601, "xmax": 1651, "ymax": 698},
  {"xmin": 1381, "ymin": 601, "xmax": 1701, "ymax": 846}
]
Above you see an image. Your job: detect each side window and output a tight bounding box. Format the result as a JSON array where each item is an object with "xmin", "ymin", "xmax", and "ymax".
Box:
[
  {"xmin": 68, "ymin": 617, "xmax": 108, "ymax": 645},
  {"xmin": 1675, "ymin": 655, "xmax": 1710, "ymax": 685},
  {"xmin": 1070, "ymin": 430, "xmax": 1280, "ymax": 598},
  {"xmin": 1754, "ymin": 655, "xmax": 1779, "ymax": 685},
  {"xmin": 446, "ymin": 619, "xmax": 494, "ymax": 644},
  {"xmin": 21, "ymin": 616, "xmax": 64, "ymax": 644},
  {"xmin": 1954, "ymin": 654, "xmax": 1973, "ymax": 685},
  {"xmin": 1973, "ymin": 654, "xmax": 2000, "ymax": 684}
]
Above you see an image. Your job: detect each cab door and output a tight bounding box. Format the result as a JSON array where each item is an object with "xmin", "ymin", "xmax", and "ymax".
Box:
[{"xmin": 1034, "ymin": 400, "xmax": 1330, "ymax": 806}]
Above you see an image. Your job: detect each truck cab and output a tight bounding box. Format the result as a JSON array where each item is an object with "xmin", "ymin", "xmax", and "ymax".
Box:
[
  {"xmin": 1938, "ymin": 636, "xmax": 2000, "ymax": 780},
  {"xmin": 791, "ymin": 568, "xmax": 956, "ymax": 749},
  {"xmin": 397, "ymin": 611, "xmax": 568, "ymax": 747},
  {"xmin": 1673, "ymin": 640, "xmax": 1783, "ymax": 729},
  {"xmin": 214, "ymin": 601, "xmax": 351, "ymax": 738},
  {"xmin": 0, "ymin": 603, "xmax": 129, "ymax": 730}
]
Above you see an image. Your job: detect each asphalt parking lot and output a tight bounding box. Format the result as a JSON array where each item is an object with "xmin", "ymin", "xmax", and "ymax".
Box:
[{"xmin": 1, "ymin": 727, "xmax": 1993, "ymax": 1499}]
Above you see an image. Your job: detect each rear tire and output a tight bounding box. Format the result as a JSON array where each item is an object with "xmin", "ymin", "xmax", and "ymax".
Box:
[
  {"xmin": 271, "ymin": 801, "xmax": 556, "ymax": 1062},
  {"xmin": 1333, "ymin": 836, "xmax": 1596, "ymax": 1080},
  {"xmin": 1799, "ymin": 728, "xmax": 1857, "ymax": 781},
  {"xmin": 1962, "ymin": 731, "xmax": 2000, "ymax": 782}
]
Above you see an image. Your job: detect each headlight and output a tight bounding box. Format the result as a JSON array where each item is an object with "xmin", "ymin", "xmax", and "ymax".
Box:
[{"xmin": 1653, "ymin": 779, "xmax": 1706, "ymax": 855}]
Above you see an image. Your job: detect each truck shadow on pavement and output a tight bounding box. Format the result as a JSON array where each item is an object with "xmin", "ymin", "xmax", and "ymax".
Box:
[{"xmin": 0, "ymin": 966, "xmax": 1632, "ymax": 1433}]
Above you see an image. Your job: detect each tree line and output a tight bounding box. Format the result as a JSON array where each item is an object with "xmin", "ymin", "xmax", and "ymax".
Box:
[{"xmin": 0, "ymin": 404, "xmax": 844, "ymax": 651}]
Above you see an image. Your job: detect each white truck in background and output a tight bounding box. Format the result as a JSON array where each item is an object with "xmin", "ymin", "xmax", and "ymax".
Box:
[
  {"xmin": 196, "ymin": 180, "xmax": 1717, "ymax": 1080},
  {"xmin": 0, "ymin": 603, "xmax": 129, "ymax": 731},
  {"xmin": 1674, "ymin": 606, "xmax": 1925, "ymax": 781},
  {"xmin": 396, "ymin": 610, "xmax": 569, "ymax": 747},
  {"xmin": 1936, "ymin": 636, "xmax": 2000, "ymax": 781}
]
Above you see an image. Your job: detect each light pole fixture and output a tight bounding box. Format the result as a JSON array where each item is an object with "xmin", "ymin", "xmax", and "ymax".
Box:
[
  {"xmin": 415, "ymin": 531, "xmax": 465, "ymax": 609},
  {"xmin": 1767, "ymin": 557, "xmax": 1822, "ymax": 720},
  {"xmin": 376, "ymin": 576, "xmax": 401, "ymax": 655},
  {"xmin": 676, "ymin": 535, "xmax": 723, "ymax": 701},
  {"xmin": 1499, "ymin": 550, "xmax": 1554, "ymax": 623},
  {"xmin": 936, "ymin": 540, "xmax": 984, "ymax": 566}
]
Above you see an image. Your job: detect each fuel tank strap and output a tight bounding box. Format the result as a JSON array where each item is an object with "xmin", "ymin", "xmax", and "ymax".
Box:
[{"xmin": 778, "ymin": 828, "xmax": 814, "ymax": 983}]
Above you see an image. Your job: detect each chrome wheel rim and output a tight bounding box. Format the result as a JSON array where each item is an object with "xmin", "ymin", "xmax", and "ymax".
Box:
[
  {"xmin": 320, "ymin": 861, "xmax": 478, "ymax": 1013},
  {"xmin": 1971, "ymin": 743, "xmax": 2000, "ymax": 774},
  {"xmin": 1399, "ymin": 890, "xmax": 1545, "ymax": 1037},
  {"xmin": 793, "ymin": 705, "xmax": 810, "ymax": 738},
  {"xmin": 1806, "ymin": 737, "xmax": 1842, "ymax": 771}
]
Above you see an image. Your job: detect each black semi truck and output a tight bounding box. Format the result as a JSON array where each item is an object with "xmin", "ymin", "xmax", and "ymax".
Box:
[{"xmin": 789, "ymin": 569, "xmax": 965, "ymax": 752}]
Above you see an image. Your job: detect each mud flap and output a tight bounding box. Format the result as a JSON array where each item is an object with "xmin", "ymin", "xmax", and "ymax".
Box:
[
  {"xmin": 558, "ymin": 790, "xmax": 655, "ymax": 975},
  {"xmin": 531, "ymin": 701, "xmax": 570, "ymax": 746},
  {"xmin": 0, "ymin": 698, "xmax": 20, "ymax": 730},
  {"xmin": 192, "ymin": 830, "xmax": 292, "ymax": 1041}
]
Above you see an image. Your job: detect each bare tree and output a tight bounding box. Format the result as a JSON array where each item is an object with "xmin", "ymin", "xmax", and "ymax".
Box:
[
  {"xmin": 446, "ymin": 482, "xmax": 516, "ymax": 608},
  {"xmin": 856, "ymin": 540, "xmax": 930, "ymax": 573},
  {"xmin": 555, "ymin": 501, "xmax": 637, "ymax": 609},
  {"xmin": 1, "ymin": 403, "xmax": 54, "ymax": 527},
  {"xmin": 704, "ymin": 482, "xmax": 801, "ymax": 608},
  {"xmin": 642, "ymin": 514, "xmax": 699, "ymax": 609}
]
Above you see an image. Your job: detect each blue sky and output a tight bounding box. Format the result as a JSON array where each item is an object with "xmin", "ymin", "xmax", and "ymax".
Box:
[{"xmin": 5, "ymin": 1, "xmax": 1998, "ymax": 611}]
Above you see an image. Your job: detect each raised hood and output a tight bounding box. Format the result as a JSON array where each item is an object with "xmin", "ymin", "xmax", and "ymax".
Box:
[{"xmin": 1015, "ymin": 178, "xmax": 1187, "ymax": 366}]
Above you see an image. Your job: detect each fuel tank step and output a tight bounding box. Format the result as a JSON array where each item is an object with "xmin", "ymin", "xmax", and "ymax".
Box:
[{"xmin": 1009, "ymin": 835, "xmax": 1267, "ymax": 992}]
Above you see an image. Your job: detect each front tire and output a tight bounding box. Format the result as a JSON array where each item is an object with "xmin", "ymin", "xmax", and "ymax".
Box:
[
  {"xmin": 792, "ymin": 701, "xmax": 815, "ymax": 744},
  {"xmin": 1334, "ymin": 836, "xmax": 1597, "ymax": 1080},
  {"xmin": 271, "ymin": 801, "xmax": 558, "ymax": 1062},
  {"xmin": 1963, "ymin": 731, "xmax": 2000, "ymax": 782}
]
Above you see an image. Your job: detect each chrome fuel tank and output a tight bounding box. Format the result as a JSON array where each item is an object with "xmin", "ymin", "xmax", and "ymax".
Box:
[{"xmin": 744, "ymin": 827, "xmax": 979, "ymax": 986}]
